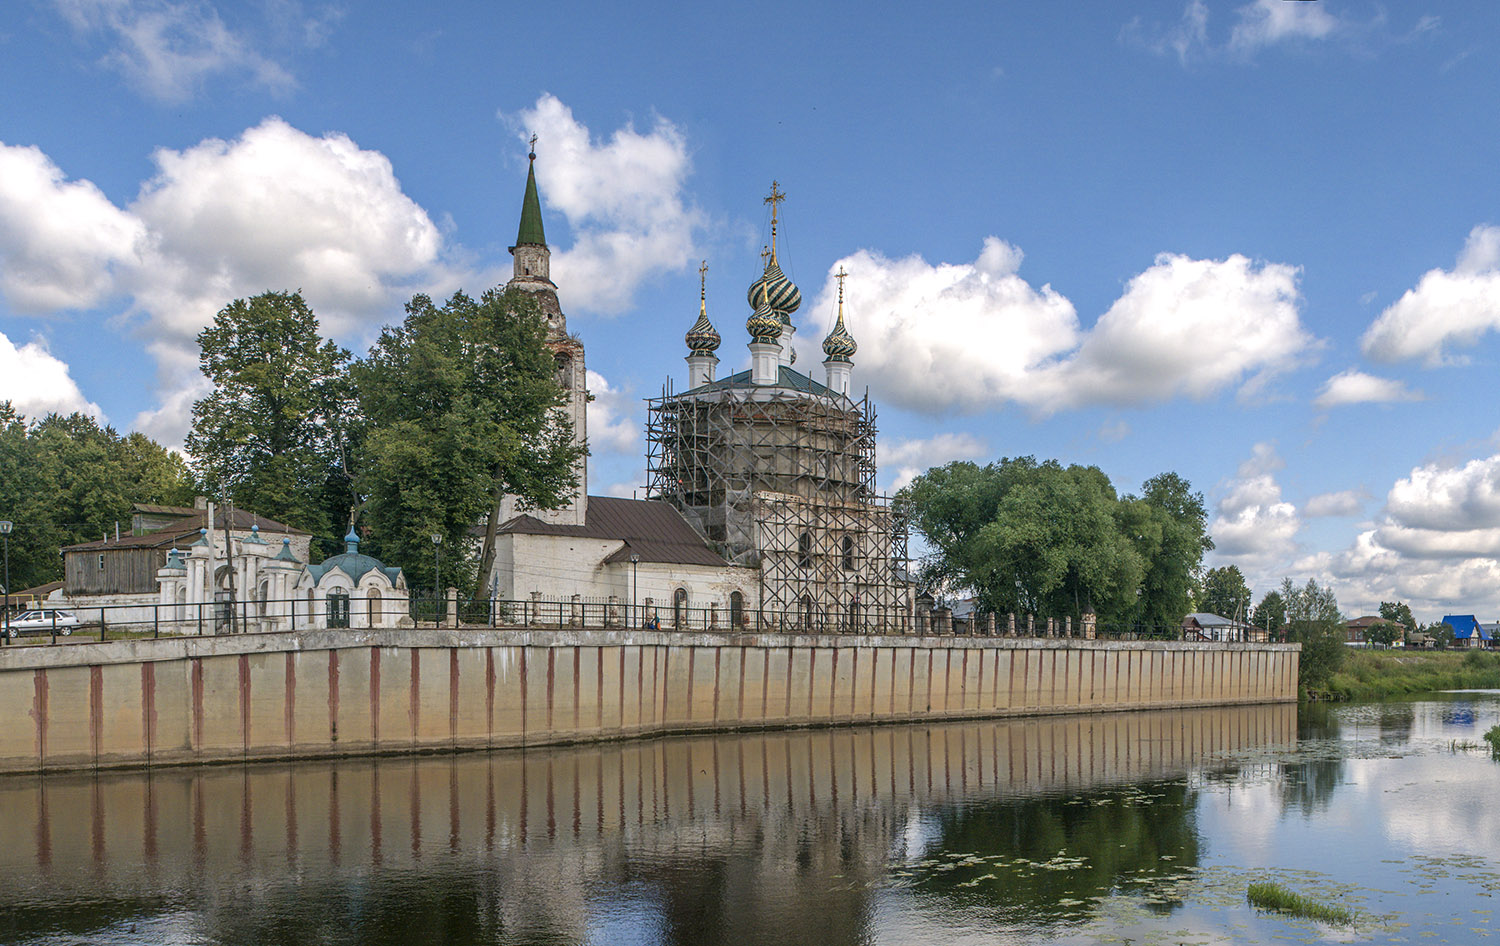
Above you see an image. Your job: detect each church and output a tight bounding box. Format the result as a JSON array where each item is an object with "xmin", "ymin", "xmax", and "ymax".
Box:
[{"xmin": 487, "ymin": 153, "xmax": 912, "ymax": 632}]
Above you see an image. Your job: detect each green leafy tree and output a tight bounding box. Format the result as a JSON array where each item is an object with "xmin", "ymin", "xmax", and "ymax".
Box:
[
  {"xmin": 351, "ymin": 287, "xmax": 583, "ymax": 594},
  {"xmin": 1281, "ymin": 577, "xmax": 1345, "ymax": 689},
  {"xmin": 1378, "ymin": 600, "xmax": 1417, "ymax": 635},
  {"xmin": 1365, "ymin": 621, "xmax": 1402, "ymax": 649},
  {"xmin": 1126, "ymin": 473, "xmax": 1213, "ymax": 634},
  {"xmin": 1199, "ymin": 565, "xmax": 1252, "ymax": 621},
  {"xmin": 1430, "ymin": 621, "xmax": 1455, "ymax": 649},
  {"xmin": 186, "ymin": 291, "xmax": 352, "ymax": 543},
  {"xmin": 1251, "ymin": 590, "xmax": 1287, "ymax": 640}
]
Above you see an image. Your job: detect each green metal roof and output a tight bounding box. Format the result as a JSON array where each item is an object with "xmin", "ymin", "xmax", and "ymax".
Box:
[
  {"xmin": 516, "ymin": 158, "xmax": 546, "ymax": 246},
  {"xmin": 691, "ymin": 365, "xmax": 836, "ymax": 397}
]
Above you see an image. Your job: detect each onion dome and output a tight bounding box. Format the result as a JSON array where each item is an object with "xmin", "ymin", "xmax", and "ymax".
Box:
[
  {"xmin": 822, "ymin": 267, "xmax": 858, "ymax": 362},
  {"xmin": 686, "ymin": 260, "xmax": 720, "ymax": 353},
  {"xmin": 747, "ymin": 297, "xmax": 782, "ymax": 343},
  {"xmin": 745, "ymin": 260, "xmax": 802, "ymax": 316}
]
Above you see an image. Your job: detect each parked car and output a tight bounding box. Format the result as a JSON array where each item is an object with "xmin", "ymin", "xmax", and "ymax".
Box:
[{"xmin": 4, "ymin": 609, "xmax": 79, "ymax": 637}]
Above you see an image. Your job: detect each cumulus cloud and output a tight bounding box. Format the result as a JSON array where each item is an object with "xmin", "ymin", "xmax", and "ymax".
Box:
[
  {"xmin": 584, "ymin": 369, "xmax": 638, "ymax": 456},
  {"xmin": 1362, "ymin": 225, "xmax": 1500, "ymax": 365},
  {"xmin": 1126, "ymin": 0, "xmax": 1343, "ymax": 62},
  {"xmin": 0, "ymin": 331, "xmax": 104, "ymax": 420},
  {"xmin": 1303, "ymin": 489, "xmax": 1366, "ymax": 519},
  {"xmin": 796, "ymin": 244, "xmax": 1314, "ymax": 415},
  {"xmin": 0, "ymin": 143, "xmax": 143, "ymax": 311},
  {"xmin": 1206, "ymin": 443, "xmax": 1300, "ymax": 589},
  {"xmin": 53, "ymin": 0, "xmax": 297, "ymax": 103},
  {"xmin": 505, "ymin": 94, "xmax": 704, "ymax": 314},
  {"xmin": 880, "ymin": 432, "xmax": 988, "ymax": 493},
  {"xmin": 1313, "ymin": 368, "xmax": 1423, "ymax": 409}
]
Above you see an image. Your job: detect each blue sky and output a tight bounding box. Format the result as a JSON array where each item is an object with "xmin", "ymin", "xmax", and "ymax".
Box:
[{"xmin": 3, "ymin": 0, "xmax": 1500, "ymax": 621}]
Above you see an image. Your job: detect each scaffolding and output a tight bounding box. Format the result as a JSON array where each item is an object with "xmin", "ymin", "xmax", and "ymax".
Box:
[{"xmin": 645, "ymin": 374, "xmax": 911, "ymax": 631}]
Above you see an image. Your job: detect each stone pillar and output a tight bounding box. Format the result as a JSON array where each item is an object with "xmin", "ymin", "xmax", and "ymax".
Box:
[
  {"xmin": 1083, "ymin": 612, "xmax": 1098, "ymax": 639},
  {"xmin": 570, "ymin": 593, "xmax": 583, "ymax": 627},
  {"xmin": 985, "ymin": 613, "xmax": 996, "ymax": 636},
  {"xmin": 644, "ymin": 597, "xmax": 656, "ymax": 628},
  {"xmin": 1047, "ymin": 617, "xmax": 1056, "ymax": 638},
  {"xmin": 916, "ymin": 609, "xmax": 930, "ymax": 635},
  {"xmin": 529, "ymin": 590, "xmax": 542, "ymax": 626},
  {"xmin": 1027, "ymin": 614, "xmax": 1035, "ymax": 637},
  {"xmin": 934, "ymin": 607, "xmax": 952, "ymax": 635},
  {"xmin": 709, "ymin": 601, "xmax": 719, "ymax": 630},
  {"xmin": 1065, "ymin": 616, "xmax": 1073, "ymax": 638},
  {"xmin": 446, "ymin": 586, "xmax": 459, "ymax": 628},
  {"xmin": 1008, "ymin": 612, "xmax": 1016, "ymax": 636},
  {"xmin": 606, "ymin": 595, "xmax": 621, "ymax": 627}
]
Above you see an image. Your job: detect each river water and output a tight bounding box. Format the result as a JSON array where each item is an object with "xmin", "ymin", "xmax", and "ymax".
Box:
[{"xmin": 0, "ymin": 696, "xmax": 1496, "ymax": 945}]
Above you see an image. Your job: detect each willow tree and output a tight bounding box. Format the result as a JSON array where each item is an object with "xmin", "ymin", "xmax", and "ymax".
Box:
[{"xmin": 350, "ymin": 287, "xmax": 583, "ymax": 593}]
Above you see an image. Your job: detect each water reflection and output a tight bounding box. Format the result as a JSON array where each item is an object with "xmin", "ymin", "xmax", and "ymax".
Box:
[{"xmin": 0, "ymin": 705, "xmax": 1294, "ymax": 945}]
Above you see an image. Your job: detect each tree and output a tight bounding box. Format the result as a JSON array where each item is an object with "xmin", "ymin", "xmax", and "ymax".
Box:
[
  {"xmin": 1127, "ymin": 473, "xmax": 1213, "ymax": 634},
  {"xmin": 1378, "ymin": 601, "xmax": 1416, "ymax": 635},
  {"xmin": 351, "ymin": 287, "xmax": 583, "ymax": 594},
  {"xmin": 1199, "ymin": 565, "xmax": 1252, "ymax": 621},
  {"xmin": 1251, "ymin": 590, "xmax": 1287, "ymax": 640},
  {"xmin": 1365, "ymin": 621, "xmax": 1402, "ymax": 649},
  {"xmin": 1430, "ymin": 621, "xmax": 1455, "ymax": 649},
  {"xmin": 1281, "ymin": 577, "xmax": 1346, "ymax": 690},
  {"xmin": 185, "ymin": 291, "xmax": 351, "ymax": 543}
]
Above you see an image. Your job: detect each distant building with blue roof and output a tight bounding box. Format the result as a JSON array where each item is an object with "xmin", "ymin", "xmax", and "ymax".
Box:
[{"xmin": 1439, "ymin": 614, "xmax": 1492, "ymax": 648}]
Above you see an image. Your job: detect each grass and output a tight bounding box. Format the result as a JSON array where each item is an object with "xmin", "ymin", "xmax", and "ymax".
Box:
[
  {"xmin": 1485, "ymin": 725, "xmax": 1500, "ymax": 756},
  {"xmin": 1246, "ymin": 881, "xmax": 1356, "ymax": 924},
  {"xmin": 1321, "ymin": 648, "xmax": 1500, "ymax": 702}
]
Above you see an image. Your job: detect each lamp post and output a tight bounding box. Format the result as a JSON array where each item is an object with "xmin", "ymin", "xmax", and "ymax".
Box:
[
  {"xmin": 630, "ymin": 552, "xmax": 639, "ymax": 628},
  {"xmin": 0, "ymin": 520, "xmax": 11, "ymax": 643},
  {"xmin": 431, "ymin": 533, "xmax": 442, "ymax": 625}
]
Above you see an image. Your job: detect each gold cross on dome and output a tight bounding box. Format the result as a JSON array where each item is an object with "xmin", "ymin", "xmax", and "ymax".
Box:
[
  {"xmin": 835, "ymin": 265, "xmax": 848, "ymax": 299},
  {"xmin": 764, "ymin": 181, "xmax": 785, "ymax": 223},
  {"xmin": 698, "ymin": 259, "xmax": 708, "ymax": 297}
]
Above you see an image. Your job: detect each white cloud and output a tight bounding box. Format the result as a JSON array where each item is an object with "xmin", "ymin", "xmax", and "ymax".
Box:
[
  {"xmin": 1206, "ymin": 443, "xmax": 1300, "ymax": 590},
  {"xmin": 880, "ymin": 432, "xmax": 988, "ymax": 493},
  {"xmin": 53, "ymin": 0, "xmax": 296, "ymax": 103},
  {"xmin": 584, "ymin": 369, "xmax": 637, "ymax": 456},
  {"xmin": 1313, "ymin": 368, "xmax": 1423, "ymax": 409},
  {"xmin": 1303, "ymin": 489, "xmax": 1366, "ymax": 519},
  {"xmin": 795, "ymin": 244, "xmax": 1314, "ymax": 415},
  {"xmin": 506, "ymin": 94, "xmax": 704, "ymax": 315},
  {"xmin": 0, "ymin": 143, "xmax": 143, "ymax": 311},
  {"xmin": 1228, "ymin": 0, "xmax": 1338, "ymax": 52},
  {"xmin": 0, "ymin": 331, "xmax": 104, "ymax": 421},
  {"xmin": 1362, "ymin": 225, "xmax": 1500, "ymax": 365}
]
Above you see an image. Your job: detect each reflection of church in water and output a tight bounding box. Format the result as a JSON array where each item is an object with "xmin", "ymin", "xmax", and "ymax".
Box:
[{"xmin": 488, "ymin": 156, "xmax": 911, "ymax": 629}]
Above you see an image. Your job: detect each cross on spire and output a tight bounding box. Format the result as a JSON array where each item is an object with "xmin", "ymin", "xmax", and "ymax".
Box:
[
  {"xmin": 765, "ymin": 181, "xmax": 786, "ymax": 264},
  {"xmin": 835, "ymin": 265, "xmax": 848, "ymax": 303},
  {"xmin": 528, "ymin": 133, "xmax": 537, "ymax": 159},
  {"xmin": 698, "ymin": 259, "xmax": 708, "ymax": 301}
]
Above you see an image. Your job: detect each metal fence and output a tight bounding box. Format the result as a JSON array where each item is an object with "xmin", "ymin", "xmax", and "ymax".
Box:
[{"xmin": 0, "ymin": 593, "xmax": 1270, "ymax": 648}]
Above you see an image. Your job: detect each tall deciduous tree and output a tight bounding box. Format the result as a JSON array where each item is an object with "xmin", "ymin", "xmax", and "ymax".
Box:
[
  {"xmin": 186, "ymin": 291, "xmax": 351, "ymax": 542},
  {"xmin": 351, "ymin": 287, "xmax": 583, "ymax": 594},
  {"xmin": 898, "ymin": 459, "xmax": 1209, "ymax": 630},
  {"xmin": 1199, "ymin": 565, "xmax": 1252, "ymax": 620},
  {"xmin": 1378, "ymin": 600, "xmax": 1416, "ymax": 634},
  {"xmin": 1251, "ymin": 589, "xmax": 1287, "ymax": 639},
  {"xmin": 1281, "ymin": 577, "xmax": 1346, "ymax": 689}
]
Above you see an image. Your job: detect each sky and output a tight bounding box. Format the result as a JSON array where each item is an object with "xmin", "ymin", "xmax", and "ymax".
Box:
[{"xmin": 2, "ymin": 0, "xmax": 1500, "ymax": 622}]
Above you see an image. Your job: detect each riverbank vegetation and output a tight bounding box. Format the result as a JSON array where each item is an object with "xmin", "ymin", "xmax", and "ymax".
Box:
[
  {"xmin": 1246, "ymin": 881, "xmax": 1356, "ymax": 924},
  {"xmin": 1322, "ymin": 649, "xmax": 1500, "ymax": 702}
]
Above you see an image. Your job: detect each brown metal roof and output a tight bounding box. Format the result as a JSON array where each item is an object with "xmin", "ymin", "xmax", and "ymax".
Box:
[
  {"xmin": 132, "ymin": 503, "xmax": 200, "ymax": 517},
  {"xmin": 498, "ymin": 495, "xmax": 726, "ymax": 567},
  {"xmin": 64, "ymin": 508, "xmax": 308, "ymax": 552}
]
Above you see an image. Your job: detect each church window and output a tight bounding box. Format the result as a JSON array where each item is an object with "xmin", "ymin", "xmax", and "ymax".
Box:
[
  {"xmin": 673, "ymin": 587, "xmax": 688, "ymax": 628},
  {"xmin": 841, "ymin": 536, "xmax": 855, "ymax": 571},
  {"xmin": 729, "ymin": 591, "xmax": 744, "ymax": 629},
  {"xmin": 797, "ymin": 532, "xmax": 812, "ymax": 569},
  {"xmin": 368, "ymin": 588, "xmax": 382, "ymax": 627},
  {"xmin": 555, "ymin": 353, "xmax": 573, "ymax": 388},
  {"xmin": 327, "ymin": 591, "xmax": 350, "ymax": 629}
]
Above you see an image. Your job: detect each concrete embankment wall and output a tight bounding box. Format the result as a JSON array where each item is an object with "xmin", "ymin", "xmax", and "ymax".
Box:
[{"xmin": 0, "ymin": 628, "xmax": 1299, "ymax": 774}]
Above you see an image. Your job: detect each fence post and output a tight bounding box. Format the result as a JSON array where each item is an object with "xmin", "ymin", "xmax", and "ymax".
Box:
[
  {"xmin": 154, "ymin": 604, "xmax": 159, "ymax": 639},
  {"xmin": 1065, "ymin": 615, "xmax": 1073, "ymax": 638},
  {"xmin": 99, "ymin": 607, "xmax": 105, "ymax": 642},
  {"xmin": 570, "ymin": 594, "xmax": 582, "ymax": 628}
]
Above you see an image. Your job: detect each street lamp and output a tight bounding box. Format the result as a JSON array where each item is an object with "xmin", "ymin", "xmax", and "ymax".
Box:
[
  {"xmin": 630, "ymin": 551, "xmax": 640, "ymax": 628},
  {"xmin": 0, "ymin": 520, "xmax": 11, "ymax": 643},
  {"xmin": 431, "ymin": 533, "xmax": 442, "ymax": 625}
]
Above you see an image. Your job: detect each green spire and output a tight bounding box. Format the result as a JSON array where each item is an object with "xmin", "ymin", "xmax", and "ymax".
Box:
[{"xmin": 516, "ymin": 149, "xmax": 546, "ymax": 247}]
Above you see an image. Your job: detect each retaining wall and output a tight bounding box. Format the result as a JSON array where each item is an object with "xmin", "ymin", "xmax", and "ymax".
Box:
[{"xmin": 0, "ymin": 628, "xmax": 1299, "ymax": 774}]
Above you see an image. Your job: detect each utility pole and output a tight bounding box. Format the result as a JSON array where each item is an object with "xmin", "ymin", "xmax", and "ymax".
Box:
[{"xmin": 1, "ymin": 520, "xmax": 11, "ymax": 643}]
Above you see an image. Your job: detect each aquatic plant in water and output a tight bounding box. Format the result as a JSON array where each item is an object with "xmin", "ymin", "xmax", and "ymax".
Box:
[
  {"xmin": 1246, "ymin": 881, "xmax": 1355, "ymax": 924},
  {"xmin": 1485, "ymin": 724, "xmax": 1500, "ymax": 756}
]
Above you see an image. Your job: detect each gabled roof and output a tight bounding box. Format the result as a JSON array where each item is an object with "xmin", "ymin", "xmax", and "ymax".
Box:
[
  {"xmin": 1346, "ymin": 615, "xmax": 1387, "ymax": 629},
  {"xmin": 64, "ymin": 508, "xmax": 307, "ymax": 552},
  {"xmin": 1183, "ymin": 612, "xmax": 1236, "ymax": 627},
  {"xmin": 499, "ymin": 495, "xmax": 726, "ymax": 567},
  {"xmin": 1441, "ymin": 614, "xmax": 1490, "ymax": 640},
  {"xmin": 690, "ymin": 365, "xmax": 837, "ymax": 397}
]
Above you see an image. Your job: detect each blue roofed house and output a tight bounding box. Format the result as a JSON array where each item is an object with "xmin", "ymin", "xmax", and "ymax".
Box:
[{"xmin": 1440, "ymin": 614, "xmax": 1492, "ymax": 648}]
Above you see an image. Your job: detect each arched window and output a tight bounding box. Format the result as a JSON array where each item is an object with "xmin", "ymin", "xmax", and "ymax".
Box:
[
  {"xmin": 729, "ymin": 591, "xmax": 744, "ymax": 629},
  {"xmin": 555, "ymin": 352, "xmax": 573, "ymax": 389},
  {"xmin": 327, "ymin": 591, "xmax": 350, "ymax": 629},
  {"xmin": 673, "ymin": 587, "xmax": 688, "ymax": 628},
  {"xmin": 800, "ymin": 594, "xmax": 815, "ymax": 631},
  {"xmin": 796, "ymin": 532, "xmax": 812, "ymax": 569},
  {"xmin": 841, "ymin": 535, "xmax": 855, "ymax": 571}
]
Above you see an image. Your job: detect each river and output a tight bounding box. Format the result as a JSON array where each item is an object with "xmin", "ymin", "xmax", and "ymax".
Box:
[{"xmin": 0, "ymin": 696, "xmax": 1495, "ymax": 945}]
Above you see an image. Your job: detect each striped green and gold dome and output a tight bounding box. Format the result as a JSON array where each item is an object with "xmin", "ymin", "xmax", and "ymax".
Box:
[
  {"xmin": 822, "ymin": 312, "xmax": 857, "ymax": 362},
  {"xmin": 746, "ymin": 298, "xmax": 782, "ymax": 343},
  {"xmin": 686, "ymin": 302, "xmax": 720, "ymax": 353},
  {"xmin": 745, "ymin": 260, "xmax": 802, "ymax": 316}
]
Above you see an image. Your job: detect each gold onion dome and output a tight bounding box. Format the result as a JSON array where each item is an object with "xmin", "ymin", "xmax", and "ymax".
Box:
[
  {"xmin": 686, "ymin": 261, "xmax": 720, "ymax": 353},
  {"xmin": 822, "ymin": 267, "xmax": 858, "ymax": 362}
]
